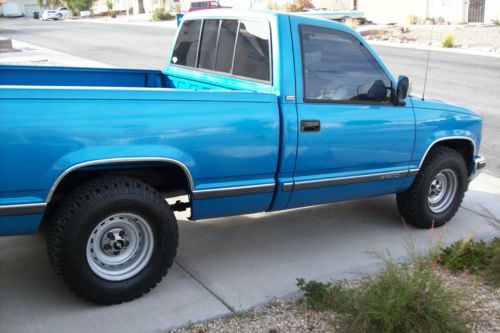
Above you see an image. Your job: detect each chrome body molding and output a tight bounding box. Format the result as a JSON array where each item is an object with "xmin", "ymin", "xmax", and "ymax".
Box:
[
  {"xmin": 0, "ymin": 203, "xmax": 47, "ymax": 216},
  {"xmin": 46, "ymin": 157, "xmax": 194, "ymax": 203},
  {"xmin": 470, "ymin": 156, "xmax": 487, "ymax": 180},
  {"xmin": 418, "ymin": 136, "xmax": 476, "ymax": 169},
  {"xmin": 283, "ymin": 169, "xmax": 419, "ymax": 192},
  {"xmin": 192, "ymin": 183, "xmax": 275, "ymax": 200}
]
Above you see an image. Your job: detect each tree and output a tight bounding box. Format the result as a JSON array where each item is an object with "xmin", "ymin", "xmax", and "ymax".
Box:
[
  {"xmin": 64, "ymin": 0, "xmax": 94, "ymax": 14},
  {"xmin": 138, "ymin": 0, "xmax": 145, "ymax": 13}
]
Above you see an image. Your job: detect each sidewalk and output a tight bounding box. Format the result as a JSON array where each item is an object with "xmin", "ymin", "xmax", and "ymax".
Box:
[
  {"xmin": 0, "ymin": 37, "xmax": 114, "ymax": 67},
  {"xmin": 68, "ymin": 13, "xmax": 178, "ymax": 28}
]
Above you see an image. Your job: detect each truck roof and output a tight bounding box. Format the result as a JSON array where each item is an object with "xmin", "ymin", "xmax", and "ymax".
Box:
[{"xmin": 182, "ymin": 8, "xmax": 347, "ymax": 29}]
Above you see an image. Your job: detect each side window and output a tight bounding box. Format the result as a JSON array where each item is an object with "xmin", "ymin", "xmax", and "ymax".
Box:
[
  {"xmin": 233, "ymin": 20, "xmax": 270, "ymax": 82},
  {"xmin": 215, "ymin": 20, "xmax": 238, "ymax": 73},
  {"xmin": 300, "ymin": 25, "xmax": 391, "ymax": 103},
  {"xmin": 198, "ymin": 19, "xmax": 219, "ymax": 70},
  {"xmin": 171, "ymin": 20, "xmax": 202, "ymax": 67}
]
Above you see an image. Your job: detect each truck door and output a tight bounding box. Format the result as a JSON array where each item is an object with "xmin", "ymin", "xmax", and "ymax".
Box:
[{"xmin": 286, "ymin": 18, "xmax": 415, "ymax": 209}]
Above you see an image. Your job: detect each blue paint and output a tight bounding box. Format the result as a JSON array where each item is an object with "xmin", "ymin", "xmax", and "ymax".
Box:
[{"xmin": 0, "ymin": 10, "xmax": 484, "ymax": 236}]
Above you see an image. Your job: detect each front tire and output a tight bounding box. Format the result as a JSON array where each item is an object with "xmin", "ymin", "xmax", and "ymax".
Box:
[
  {"xmin": 47, "ymin": 176, "xmax": 178, "ymax": 304},
  {"xmin": 397, "ymin": 146, "xmax": 468, "ymax": 228}
]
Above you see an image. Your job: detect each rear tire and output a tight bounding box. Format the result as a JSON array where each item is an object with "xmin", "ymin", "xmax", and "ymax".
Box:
[
  {"xmin": 47, "ymin": 176, "xmax": 178, "ymax": 304},
  {"xmin": 396, "ymin": 146, "xmax": 468, "ymax": 228}
]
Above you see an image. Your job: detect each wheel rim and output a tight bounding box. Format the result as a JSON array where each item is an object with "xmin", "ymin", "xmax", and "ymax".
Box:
[
  {"xmin": 86, "ymin": 213, "xmax": 154, "ymax": 281},
  {"xmin": 427, "ymin": 168, "xmax": 458, "ymax": 214}
]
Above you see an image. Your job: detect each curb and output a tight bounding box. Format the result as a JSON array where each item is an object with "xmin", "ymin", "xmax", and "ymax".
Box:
[
  {"xmin": 0, "ymin": 37, "xmax": 114, "ymax": 67},
  {"xmin": 64, "ymin": 17, "xmax": 178, "ymax": 29},
  {"xmin": 367, "ymin": 40, "xmax": 500, "ymax": 58}
]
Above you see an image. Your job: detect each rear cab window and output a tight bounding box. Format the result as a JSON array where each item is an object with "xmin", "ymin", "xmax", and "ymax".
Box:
[{"xmin": 170, "ymin": 18, "xmax": 272, "ymax": 84}]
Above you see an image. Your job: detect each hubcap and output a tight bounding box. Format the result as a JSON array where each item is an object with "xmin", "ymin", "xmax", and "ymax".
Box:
[
  {"xmin": 86, "ymin": 213, "xmax": 154, "ymax": 281},
  {"xmin": 427, "ymin": 169, "xmax": 458, "ymax": 214}
]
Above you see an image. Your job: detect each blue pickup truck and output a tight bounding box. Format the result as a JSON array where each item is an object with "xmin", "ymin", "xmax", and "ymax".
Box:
[{"xmin": 0, "ymin": 10, "xmax": 486, "ymax": 304}]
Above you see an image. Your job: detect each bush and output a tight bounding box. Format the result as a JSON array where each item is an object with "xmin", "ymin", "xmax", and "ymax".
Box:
[
  {"xmin": 343, "ymin": 17, "xmax": 359, "ymax": 29},
  {"xmin": 441, "ymin": 32, "xmax": 455, "ymax": 48},
  {"xmin": 436, "ymin": 238, "xmax": 500, "ymax": 286},
  {"xmin": 152, "ymin": 8, "xmax": 173, "ymax": 21},
  {"xmin": 406, "ymin": 14, "xmax": 421, "ymax": 25},
  {"xmin": 284, "ymin": 0, "xmax": 314, "ymax": 12},
  {"xmin": 298, "ymin": 256, "xmax": 469, "ymax": 333}
]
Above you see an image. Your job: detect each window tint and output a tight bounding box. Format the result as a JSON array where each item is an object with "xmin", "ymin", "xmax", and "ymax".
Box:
[
  {"xmin": 300, "ymin": 25, "xmax": 391, "ymax": 103},
  {"xmin": 215, "ymin": 20, "xmax": 238, "ymax": 73},
  {"xmin": 191, "ymin": 2, "xmax": 207, "ymax": 7},
  {"xmin": 232, "ymin": 20, "xmax": 270, "ymax": 81},
  {"xmin": 172, "ymin": 20, "xmax": 202, "ymax": 67},
  {"xmin": 198, "ymin": 19, "xmax": 219, "ymax": 70}
]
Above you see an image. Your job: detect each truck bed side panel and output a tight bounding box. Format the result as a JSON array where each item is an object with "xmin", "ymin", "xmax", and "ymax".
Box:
[{"xmin": 0, "ymin": 87, "xmax": 279, "ymax": 232}]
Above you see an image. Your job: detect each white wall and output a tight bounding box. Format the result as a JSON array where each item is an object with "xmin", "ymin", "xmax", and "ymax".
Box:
[
  {"xmin": 0, "ymin": 0, "xmax": 40, "ymax": 16},
  {"xmin": 485, "ymin": 0, "xmax": 500, "ymax": 23}
]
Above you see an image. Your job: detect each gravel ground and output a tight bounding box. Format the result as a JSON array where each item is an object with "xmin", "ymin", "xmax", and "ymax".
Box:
[
  {"xmin": 170, "ymin": 273, "xmax": 499, "ymax": 333},
  {"xmin": 361, "ymin": 24, "xmax": 500, "ymax": 53}
]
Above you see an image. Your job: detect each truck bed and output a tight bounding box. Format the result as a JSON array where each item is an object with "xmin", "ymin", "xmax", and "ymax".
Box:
[{"xmin": 0, "ymin": 65, "xmax": 167, "ymax": 88}]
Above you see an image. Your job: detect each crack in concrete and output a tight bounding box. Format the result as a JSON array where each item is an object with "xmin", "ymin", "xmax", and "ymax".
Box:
[{"xmin": 174, "ymin": 260, "xmax": 235, "ymax": 313}]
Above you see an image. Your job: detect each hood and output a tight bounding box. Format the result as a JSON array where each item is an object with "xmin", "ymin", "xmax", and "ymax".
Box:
[{"xmin": 409, "ymin": 97, "xmax": 481, "ymax": 118}]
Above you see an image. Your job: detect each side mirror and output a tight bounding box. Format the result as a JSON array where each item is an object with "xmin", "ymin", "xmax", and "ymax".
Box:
[{"xmin": 392, "ymin": 75, "xmax": 409, "ymax": 106}]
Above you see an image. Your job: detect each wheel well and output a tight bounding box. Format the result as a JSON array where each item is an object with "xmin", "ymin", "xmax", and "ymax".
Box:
[
  {"xmin": 428, "ymin": 139, "xmax": 474, "ymax": 175},
  {"xmin": 45, "ymin": 162, "xmax": 191, "ymax": 218}
]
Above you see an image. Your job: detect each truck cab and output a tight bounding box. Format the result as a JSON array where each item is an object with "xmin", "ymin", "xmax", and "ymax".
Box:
[{"xmin": 0, "ymin": 10, "xmax": 485, "ymax": 305}]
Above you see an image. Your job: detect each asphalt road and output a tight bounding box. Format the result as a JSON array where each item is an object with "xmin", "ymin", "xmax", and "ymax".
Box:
[{"xmin": 1, "ymin": 18, "xmax": 499, "ymax": 176}]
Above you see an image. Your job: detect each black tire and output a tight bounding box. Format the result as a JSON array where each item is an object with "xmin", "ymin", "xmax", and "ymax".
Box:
[
  {"xmin": 47, "ymin": 176, "xmax": 178, "ymax": 305},
  {"xmin": 396, "ymin": 146, "xmax": 468, "ymax": 228}
]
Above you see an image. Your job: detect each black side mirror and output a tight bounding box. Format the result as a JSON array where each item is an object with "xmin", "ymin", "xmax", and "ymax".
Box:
[{"xmin": 392, "ymin": 75, "xmax": 409, "ymax": 106}]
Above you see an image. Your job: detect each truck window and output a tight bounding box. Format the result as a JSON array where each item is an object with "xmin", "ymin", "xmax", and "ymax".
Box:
[
  {"xmin": 215, "ymin": 20, "xmax": 238, "ymax": 73},
  {"xmin": 172, "ymin": 20, "xmax": 202, "ymax": 67},
  {"xmin": 232, "ymin": 20, "xmax": 270, "ymax": 82},
  {"xmin": 198, "ymin": 19, "xmax": 219, "ymax": 70},
  {"xmin": 300, "ymin": 25, "xmax": 391, "ymax": 103}
]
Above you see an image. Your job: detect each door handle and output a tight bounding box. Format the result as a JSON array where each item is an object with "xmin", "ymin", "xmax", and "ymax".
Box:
[{"xmin": 301, "ymin": 120, "xmax": 320, "ymax": 132}]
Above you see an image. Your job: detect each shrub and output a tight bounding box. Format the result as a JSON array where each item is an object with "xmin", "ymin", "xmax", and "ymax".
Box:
[
  {"xmin": 343, "ymin": 17, "xmax": 359, "ymax": 29},
  {"xmin": 406, "ymin": 14, "xmax": 421, "ymax": 25},
  {"xmin": 435, "ymin": 239, "xmax": 491, "ymax": 272},
  {"xmin": 436, "ymin": 238, "xmax": 500, "ymax": 286},
  {"xmin": 486, "ymin": 244, "xmax": 500, "ymax": 287},
  {"xmin": 441, "ymin": 32, "xmax": 455, "ymax": 48},
  {"xmin": 173, "ymin": 3, "xmax": 181, "ymax": 14},
  {"xmin": 152, "ymin": 8, "xmax": 173, "ymax": 21},
  {"xmin": 284, "ymin": 0, "xmax": 314, "ymax": 12},
  {"xmin": 298, "ymin": 257, "xmax": 469, "ymax": 333}
]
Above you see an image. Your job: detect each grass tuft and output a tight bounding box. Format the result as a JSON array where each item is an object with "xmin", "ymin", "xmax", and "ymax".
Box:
[
  {"xmin": 298, "ymin": 255, "xmax": 469, "ymax": 333},
  {"xmin": 441, "ymin": 32, "xmax": 455, "ymax": 48}
]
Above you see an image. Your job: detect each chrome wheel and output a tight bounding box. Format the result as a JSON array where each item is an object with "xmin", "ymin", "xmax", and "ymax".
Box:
[
  {"xmin": 86, "ymin": 213, "xmax": 154, "ymax": 281},
  {"xmin": 427, "ymin": 169, "xmax": 458, "ymax": 214}
]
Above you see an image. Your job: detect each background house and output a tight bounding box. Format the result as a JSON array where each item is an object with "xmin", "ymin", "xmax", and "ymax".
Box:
[
  {"xmin": 356, "ymin": 0, "xmax": 500, "ymax": 24},
  {"xmin": 0, "ymin": 0, "xmax": 40, "ymax": 16}
]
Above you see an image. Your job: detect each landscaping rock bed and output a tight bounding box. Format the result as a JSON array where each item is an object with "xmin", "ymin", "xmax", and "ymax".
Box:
[{"xmin": 361, "ymin": 24, "xmax": 500, "ymax": 53}]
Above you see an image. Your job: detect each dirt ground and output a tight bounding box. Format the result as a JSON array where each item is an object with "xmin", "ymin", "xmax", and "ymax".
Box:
[{"xmin": 361, "ymin": 24, "xmax": 500, "ymax": 53}]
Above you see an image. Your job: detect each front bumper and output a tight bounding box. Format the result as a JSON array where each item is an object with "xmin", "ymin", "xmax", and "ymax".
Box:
[{"xmin": 470, "ymin": 156, "xmax": 487, "ymax": 180}]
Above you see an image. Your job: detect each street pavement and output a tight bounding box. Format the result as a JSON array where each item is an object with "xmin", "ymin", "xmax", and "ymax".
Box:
[{"xmin": 0, "ymin": 17, "xmax": 499, "ymax": 332}]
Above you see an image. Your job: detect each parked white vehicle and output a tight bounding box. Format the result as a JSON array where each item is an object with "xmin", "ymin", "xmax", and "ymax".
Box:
[
  {"xmin": 40, "ymin": 10, "xmax": 59, "ymax": 20},
  {"xmin": 55, "ymin": 7, "xmax": 70, "ymax": 18}
]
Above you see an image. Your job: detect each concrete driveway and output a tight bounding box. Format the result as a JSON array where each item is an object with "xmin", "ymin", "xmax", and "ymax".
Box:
[{"xmin": 1, "ymin": 173, "xmax": 499, "ymax": 333}]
